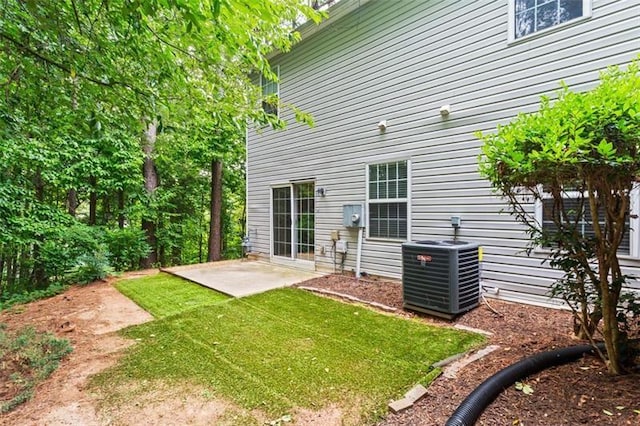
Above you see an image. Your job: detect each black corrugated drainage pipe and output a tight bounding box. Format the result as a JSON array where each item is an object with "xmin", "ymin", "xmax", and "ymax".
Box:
[{"xmin": 445, "ymin": 343, "xmax": 605, "ymax": 426}]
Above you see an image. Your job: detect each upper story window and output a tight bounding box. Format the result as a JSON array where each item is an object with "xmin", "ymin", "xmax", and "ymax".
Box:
[
  {"xmin": 260, "ymin": 65, "xmax": 279, "ymax": 117},
  {"xmin": 367, "ymin": 160, "xmax": 409, "ymax": 240},
  {"xmin": 509, "ymin": 0, "xmax": 592, "ymax": 42}
]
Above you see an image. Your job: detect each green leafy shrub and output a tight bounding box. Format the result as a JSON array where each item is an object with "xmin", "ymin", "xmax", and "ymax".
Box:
[
  {"xmin": 477, "ymin": 58, "xmax": 640, "ymax": 374},
  {"xmin": 66, "ymin": 252, "xmax": 113, "ymax": 285},
  {"xmin": 0, "ymin": 282, "xmax": 68, "ymax": 311},
  {"xmin": 39, "ymin": 223, "xmax": 107, "ymax": 284},
  {"xmin": 103, "ymin": 227, "xmax": 150, "ymax": 271},
  {"xmin": 0, "ymin": 326, "xmax": 72, "ymax": 413}
]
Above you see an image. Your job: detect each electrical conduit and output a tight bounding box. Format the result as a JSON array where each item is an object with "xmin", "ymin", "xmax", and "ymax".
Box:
[
  {"xmin": 445, "ymin": 343, "xmax": 604, "ymax": 426},
  {"xmin": 355, "ymin": 227, "xmax": 363, "ymax": 278}
]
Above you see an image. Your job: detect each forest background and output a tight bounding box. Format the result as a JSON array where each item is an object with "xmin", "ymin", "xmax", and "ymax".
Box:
[{"xmin": 0, "ymin": 0, "xmax": 322, "ymax": 303}]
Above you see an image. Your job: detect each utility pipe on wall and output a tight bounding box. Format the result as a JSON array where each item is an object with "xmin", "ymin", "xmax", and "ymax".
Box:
[{"xmin": 355, "ymin": 227, "xmax": 364, "ymax": 278}]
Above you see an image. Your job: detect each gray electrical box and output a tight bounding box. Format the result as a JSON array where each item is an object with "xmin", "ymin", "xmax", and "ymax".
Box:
[
  {"xmin": 343, "ymin": 204, "xmax": 364, "ymax": 227},
  {"xmin": 335, "ymin": 240, "xmax": 348, "ymax": 253}
]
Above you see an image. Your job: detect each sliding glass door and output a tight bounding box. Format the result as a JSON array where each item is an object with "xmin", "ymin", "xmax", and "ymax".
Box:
[{"xmin": 272, "ymin": 183, "xmax": 314, "ymax": 261}]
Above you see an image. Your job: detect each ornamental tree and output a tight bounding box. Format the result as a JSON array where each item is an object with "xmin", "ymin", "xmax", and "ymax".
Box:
[{"xmin": 477, "ymin": 59, "xmax": 640, "ymax": 375}]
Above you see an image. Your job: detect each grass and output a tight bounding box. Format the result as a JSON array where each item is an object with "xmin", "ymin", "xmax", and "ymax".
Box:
[
  {"xmin": 0, "ymin": 325, "xmax": 73, "ymax": 413},
  {"xmin": 100, "ymin": 275, "xmax": 485, "ymax": 422},
  {"xmin": 115, "ymin": 273, "xmax": 229, "ymax": 317}
]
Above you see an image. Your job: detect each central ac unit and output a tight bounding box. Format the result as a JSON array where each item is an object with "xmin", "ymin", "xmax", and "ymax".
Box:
[{"xmin": 402, "ymin": 240, "xmax": 479, "ymax": 319}]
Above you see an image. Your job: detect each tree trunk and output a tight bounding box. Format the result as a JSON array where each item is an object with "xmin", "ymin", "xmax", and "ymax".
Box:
[
  {"xmin": 140, "ymin": 121, "xmax": 159, "ymax": 269},
  {"xmin": 66, "ymin": 189, "xmax": 78, "ymax": 216},
  {"xmin": 102, "ymin": 194, "xmax": 111, "ymax": 224},
  {"xmin": 587, "ymin": 182, "xmax": 624, "ymax": 375},
  {"xmin": 207, "ymin": 159, "xmax": 223, "ymax": 262},
  {"xmin": 0, "ymin": 252, "xmax": 5, "ymax": 296},
  {"xmin": 573, "ymin": 309, "xmax": 601, "ymax": 340},
  {"xmin": 18, "ymin": 248, "xmax": 31, "ymax": 289},
  {"xmin": 141, "ymin": 219, "xmax": 157, "ymax": 268},
  {"xmin": 601, "ymin": 286, "xmax": 623, "ymax": 374},
  {"xmin": 169, "ymin": 212, "xmax": 181, "ymax": 265},
  {"xmin": 89, "ymin": 176, "xmax": 97, "ymax": 226},
  {"xmin": 198, "ymin": 190, "xmax": 204, "ymax": 263},
  {"xmin": 32, "ymin": 171, "xmax": 46, "ymax": 288},
  {"xmin": 172, "ymin": 244, "xmax": 181, "ymax": 266},
  {"xmin": 158, "ymin": 214, "xmax": 166, "ymax": 266},
  {"xmin": 142, "ymin": 122, "xmax": 159, "ymax": 193},
  {"xmin": 6, "ymin": 253, "xmax": 16, "ymax": 288},
  {"xmin": 118, "ymin": 190, "xmax": 125, "ymax": 229}
]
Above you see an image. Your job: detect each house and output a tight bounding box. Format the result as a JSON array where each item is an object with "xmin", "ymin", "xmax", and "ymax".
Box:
[{"xmin": 246, "ymin": 0, "xmax": 640, "ymax": 307}]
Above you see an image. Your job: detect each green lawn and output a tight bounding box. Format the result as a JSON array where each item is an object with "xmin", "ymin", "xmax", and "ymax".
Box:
[
  {"xmin": 115, "ymin": 273, "xmax": 229, "ymax": 317},
  {"xmin": 103, "ymin": 275, "xmax": 485, "ymax": 422}
]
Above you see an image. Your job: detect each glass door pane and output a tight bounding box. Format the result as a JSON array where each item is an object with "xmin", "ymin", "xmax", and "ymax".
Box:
[
  {"xmin": 272, "ymin": 187, "xmax": 291, "ymax": 257},
  {"xmin": 294, "ymin": 183, "xmax": 315, "ymax": 261}
]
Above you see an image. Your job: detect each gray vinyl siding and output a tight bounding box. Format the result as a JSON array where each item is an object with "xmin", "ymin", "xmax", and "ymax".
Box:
[{"xmin": 247, "ymin": 0, "xmax": 640, "ymax": 306}]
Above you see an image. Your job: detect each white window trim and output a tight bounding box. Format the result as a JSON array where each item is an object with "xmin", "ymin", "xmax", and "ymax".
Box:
[
  {"xmin": 507, "ymin": 0, "xmax": 592, "ymax": 44},
  {"xmin": 260, "ymin": 65, "xmax": 280, "ymax": 119},
  {"xmin": 534, "ymin": 185, "xmax": 639, "ymax": 258},
  {"xmin": 365, "ymin": 159, "xmax": 411, "ymax": 241}
]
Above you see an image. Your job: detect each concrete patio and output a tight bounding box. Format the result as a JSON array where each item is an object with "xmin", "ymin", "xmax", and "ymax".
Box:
[{"xmin": 162, "ymin": 260, "xmax": 324, "ymax": 297}]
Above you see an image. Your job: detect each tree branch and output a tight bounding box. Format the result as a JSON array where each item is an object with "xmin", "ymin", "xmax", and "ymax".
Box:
[
  {"xmin": 0, "ymin": 31, "xmax": 149, "ymax": 98},
  {"xmin": 143, "ymin": 22, "xmax": 204, "ymax": 63},
  {"xmin": 0, "ymin": 65, "xmax": 21, "ymax": 86},
  {"xmin": 88, "ymin": 0, "xmax": 108, "ymax": 40},
  {"xmin": 71, "ymin": 0, "xmax": 83, "ymax": 35}
]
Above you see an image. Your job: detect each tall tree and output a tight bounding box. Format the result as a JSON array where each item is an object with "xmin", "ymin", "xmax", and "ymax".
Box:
[
  {"xmin": 208, "ymin": 159, "xmax": 223, "ymax": 262},
  {"xmin": 141, "ymin": 121, "xmax": 159, "ymax": 268},
  {"xmin": 0, "ymin": 0, "xmax": 322, "ymax": 293}
]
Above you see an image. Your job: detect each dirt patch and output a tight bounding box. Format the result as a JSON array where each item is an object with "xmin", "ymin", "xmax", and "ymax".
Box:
[
  {"xmin": 2, "ymin": 272, "xmax": 639, "ymax": 425},
  {"xmin": 292, "ymin": 405, "xmax": 344, "ymax": 426},
  {"xmin": 0, "ymin": 273, "xmax": 155, "ymax": 426},
  {"xmin": 296, "ymin": 274, "xmax": 640, "ymax": 425},
  {"xmin": 96, "ymin": 381, "xmax": 255, "ymax": 426}
]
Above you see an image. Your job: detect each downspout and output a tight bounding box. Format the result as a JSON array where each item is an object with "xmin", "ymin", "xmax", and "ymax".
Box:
[
  {"xmin": 244, "ymin": 126, "xmax": 249, "ymax": 244},
  {"xmin": 355, "ymin": 227, "xmax": 363, "ymax": 278}
]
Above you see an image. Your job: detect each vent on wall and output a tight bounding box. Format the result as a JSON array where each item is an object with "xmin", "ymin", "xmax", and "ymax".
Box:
[{"xmin": 402, "ymin": 240, "xmax": 479, "ymax": 319}]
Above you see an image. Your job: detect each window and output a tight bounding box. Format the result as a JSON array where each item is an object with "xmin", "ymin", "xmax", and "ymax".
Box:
[
  {"xmin": 367, "ymin": 160, "xmax": 409, "ymax": 239},
  {"xmin": 537, "ymin": 189, "xmax": 638, "ymax": 257},
  {"xmin": 509, "ymin": 0, "xmax": 591, "ymax": 41},
  {"xmin": 260, "ymin": 65, "xmax": 279, "ymax": 116}
]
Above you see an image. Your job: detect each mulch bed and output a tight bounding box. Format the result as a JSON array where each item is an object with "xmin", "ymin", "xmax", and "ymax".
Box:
[{"xmin": 295, "ymin": 274, "xmax": 640, "ymax": 425}]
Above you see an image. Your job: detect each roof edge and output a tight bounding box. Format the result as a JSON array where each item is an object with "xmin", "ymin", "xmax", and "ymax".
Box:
[
  {"xmin": 269, "ymin": 0, "xmax": 371, "ymax": 60},
  {"xmin": 299, "ymin": 0, "xmax": 372, "ymax": 41}
]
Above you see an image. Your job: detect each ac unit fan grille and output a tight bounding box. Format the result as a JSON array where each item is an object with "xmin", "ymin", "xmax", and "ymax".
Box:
[{"xmin": 402, "ymin": 241, "xmax": 479, "ymax": 317}]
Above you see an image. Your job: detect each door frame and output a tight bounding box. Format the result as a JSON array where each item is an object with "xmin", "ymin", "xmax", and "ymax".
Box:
[{"xmin": 269, "ymin": 181, "xmax": 316, "ymax": 269}]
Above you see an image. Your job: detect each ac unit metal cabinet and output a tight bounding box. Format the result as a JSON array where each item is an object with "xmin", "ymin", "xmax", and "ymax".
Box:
[{"xmin": 402, "ymin": 240, "xmax": 479, "ymax": 319}]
